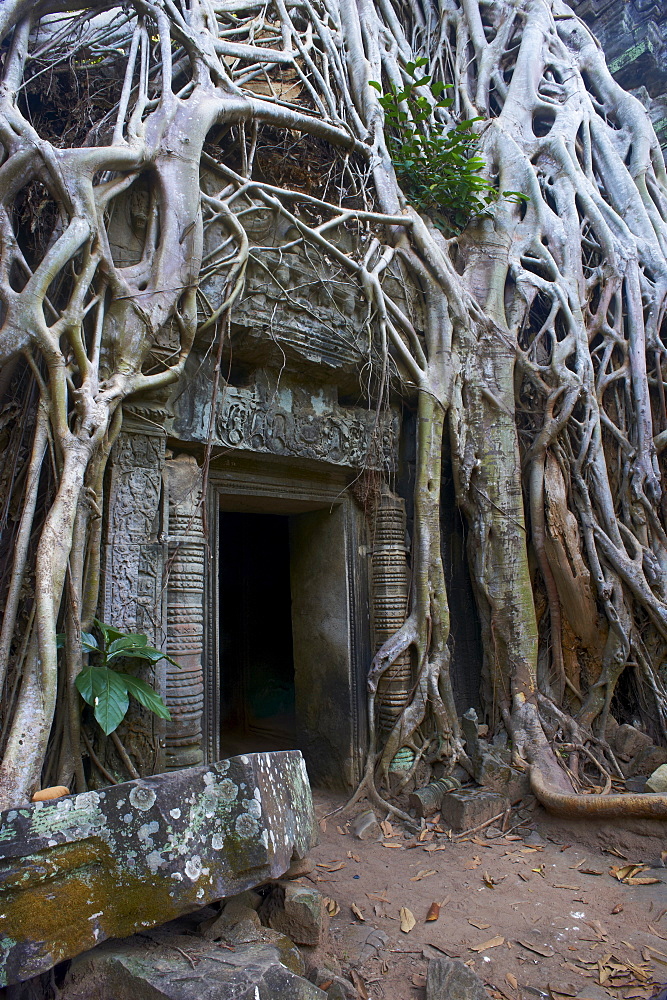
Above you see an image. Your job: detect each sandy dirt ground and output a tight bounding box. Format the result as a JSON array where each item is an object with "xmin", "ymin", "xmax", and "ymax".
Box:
[{"xmin": 304, "ymin": 792, "xmax": 667, "ymax": 1000}]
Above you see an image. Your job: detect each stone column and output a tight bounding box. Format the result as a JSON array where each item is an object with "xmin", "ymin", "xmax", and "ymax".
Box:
[
  {"xmin": 164, "ymin": 454, "xmax": 206, "ymax": 769},
  {"xmin": 99, "ymin": 414, "xmax": 167, "ymax": 775},
  {"xmin": 371, "ymin": 487, "xmax": 412, "ymax": 739}
]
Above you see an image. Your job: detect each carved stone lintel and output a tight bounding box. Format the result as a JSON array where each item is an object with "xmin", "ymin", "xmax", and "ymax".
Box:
[
  {"xmin": 171, "ymin": 369, "xmax": 399, "ymax": 472},
  {"xmin": 165, "ymin": 454, "xmax": 206, "ymax": 769}
]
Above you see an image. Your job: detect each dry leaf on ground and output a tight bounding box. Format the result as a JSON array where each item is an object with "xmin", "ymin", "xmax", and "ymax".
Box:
[
  {"xmin": 383, "ymin": 842, "xmax": 403, "ymax": 849},
  {"xmin": 400, "ymin": 907, "xmax": 416, "ymax": 933},
  {"xmin": 323, "ymin": 897, "xmax": 340, "ymax": 916},
  {"xmin": 505, "ymin": 973, "xmax": 518, "ymax": 991},
  {"xmin": 468, "ymin": 919, "xmax": 491, "ymax": 930},
  {"xmin": 517, "ymin": 940, "xmax": 555, "ymax": 958},
  {"xmin": 471, "ymin": 936, "xmax": 505, "ymax": 952},
  {"xmin": 350, "ymin": 969, "xmax": 368, "ymax": 999},
  {"xmin": 316, "ymin": 860, "xmax": 346, "ymax": 872},
  {"xmin": 411, "ymin": 868, "xmax": 436, "ymax": 881},
  {"xmin": 484, "ymin": 871, "xmax": 507, "ymax": 888},
  {"xmin": 426, "ymin": 902, "xmax": 440, "ymax": 922},
  {"xmin": 610, "ymin": 864, "xmax": 661, "ymax": 885},
  {"xmin": 351, "ymin": 902, "xmax": 365, "ymax": 921}
]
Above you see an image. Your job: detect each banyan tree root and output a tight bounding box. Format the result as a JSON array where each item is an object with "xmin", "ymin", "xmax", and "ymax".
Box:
[
  {"xmin": 0, "ymin": 0, "xmax": 667, "ymax": 813},
  {"xmin": 530, "ymin": 767, "xmax": 667, "ymax": 819}
]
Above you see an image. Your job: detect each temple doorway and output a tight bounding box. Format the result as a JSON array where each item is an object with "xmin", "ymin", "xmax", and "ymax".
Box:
[
  {"xmin": 218, "ymin": 511, "xmax": 297, "ymax": 757},
  {"xmin": 205, "ymin": 456, "xmax": 370, "ymax": 788}
]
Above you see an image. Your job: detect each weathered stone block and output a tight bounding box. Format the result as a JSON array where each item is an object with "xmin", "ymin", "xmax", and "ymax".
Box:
[
  {"xmin": 268, "ymin": 883, "xmax": 329, "ymax": 946},
  {"xmin": 200, "ymin": 901, "xmax": 261, "ymax": 940},
  {"xmin": 426, "ymin": 958, "xmax": 490, "ymax": 1000},
  {"xmin": 439, "ymin": 788, "xmax": 508, "ymax": 833},
  {"xmin": 646, "ymin": 763, "xmax": 667, "ymax": 792},
  {"xmin": 613, "ymin": 724, "xmax": 653, "ymax": 760},
  {"xmin": 351, "ymin": 809, "xmax": 380, "ymax": 840},
  {"xmin": 310, "ymin": 969, "xmax": 357, "ymax": 998},
  {"xmin": 61, "ymin": 933, "xmax": 327, "ymax": 1000},
  {"xmin": 0, "ymin": 751, "xmax": 316, "ymax": 986},
  {"xmin": 627, "ymin": 745, "xmax": 667, "ymax": 777}
]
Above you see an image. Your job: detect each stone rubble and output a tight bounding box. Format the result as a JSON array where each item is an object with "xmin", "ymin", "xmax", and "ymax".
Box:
[
  {"xmin": 55, "ymin": 874, "xmax": 349, "ymax": 1000},
  {"xmin": 646, "ymin": 763, "xmax": 667, "ymax": 793},
  {"xmin": 426, "ymin": 957, "xmax": 491, "ymax": 1000}
]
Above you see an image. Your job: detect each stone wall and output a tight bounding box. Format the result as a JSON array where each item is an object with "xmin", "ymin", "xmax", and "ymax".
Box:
[{"xmin": 569, "ymin": 0, "xmax": 667, "ymax": 150}]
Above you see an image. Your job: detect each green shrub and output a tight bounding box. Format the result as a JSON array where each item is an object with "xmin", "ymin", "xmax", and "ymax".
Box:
[
  {"xmin": 370, "ymin": 59, "xmax": 527, "ymax": 232},
  {"xmin": 58, "ymin": 620, "xmax": 176, "ymax": 736}
]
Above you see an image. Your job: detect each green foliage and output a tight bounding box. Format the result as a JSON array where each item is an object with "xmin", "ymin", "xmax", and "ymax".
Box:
[
  {"xmin": 58, "ymin": 620, "xmax": 177, "ymax": 736},
  {"xmin": 370, "ymin": 59, "xmax": 527, "ymax": 232}
]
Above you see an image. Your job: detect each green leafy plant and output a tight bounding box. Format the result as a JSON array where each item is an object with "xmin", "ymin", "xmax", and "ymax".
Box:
[
  {"xmin": 370, "ymin": 58, "xmax": 527, "ymax": 232},
  {"xmin": 57, "ymin": 620, "xmax": 176, "ymax": 736}
]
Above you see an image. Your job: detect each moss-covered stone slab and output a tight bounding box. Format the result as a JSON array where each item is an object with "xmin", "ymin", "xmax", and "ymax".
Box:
[
  {"xmin": 61, "ymin": 931, "xmax": 327, "ymax": 1000},
  {"xmin": 0, "ymin": 751, "xmax": 316, "ymax": 986}
]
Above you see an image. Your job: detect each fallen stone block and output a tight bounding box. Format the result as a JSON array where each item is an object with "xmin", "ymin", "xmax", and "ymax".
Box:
[
  {"xmin": 60, "ymin": 932, "xmax": 326, "ymax": 1000},
  {"xmin": 627, "ymin": 745, "xmax": 667, "ymax": 778},
  {"xmin": 310, "ymin": 968, "xmax": 357, "ymax": 998},
  {"xmin": 426, "ymin": 957, "xmax": 490, "ymax": 1000},
  {"xmin": 200, "ymin": 901, "xmax": 261, "ymax": 940},
  {"xmin": 646, "ymin": 763, "xmax": 667, "ymax": 793},
  {"xmin": 438, "ymin": 788, "xmax": 508, "ymax": 833},
  {"xmin": 284, "ymin": 855, "xmax": 315, "ymax": 878},
  {"xmin": 0, "ymin": 750, "xmax": 316, "ymax": 986},
  {"xmin": 351, "ymin": 809, "xmax": 380, "ymax": 840},
  {"xmin": 266, "ymin": 882, "xmax": 329, "ymax": 946},
  {"xmin": 613, "ymin": 724, "xmax": 652, "ymax": 760}
]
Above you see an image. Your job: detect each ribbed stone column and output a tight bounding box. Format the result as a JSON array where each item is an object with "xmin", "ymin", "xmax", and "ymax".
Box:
[
  {"xmin": 371, "ymin": 488, "xmax": 412, "ymax": 738},
  {"xmin": 164, "ymin": 454, "xmax": 205, "ymax": 769}
]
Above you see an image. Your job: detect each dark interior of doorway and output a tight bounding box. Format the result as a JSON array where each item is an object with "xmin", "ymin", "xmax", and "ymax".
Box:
[{"xmin": 218, "ymin": 510, "xmax": 298, "ymax": 758}]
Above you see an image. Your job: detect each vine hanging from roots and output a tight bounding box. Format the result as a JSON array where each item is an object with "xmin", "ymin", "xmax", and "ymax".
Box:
[{"xmin": 0, "ymin": 0, "xmax": 667, "ymax": 817}]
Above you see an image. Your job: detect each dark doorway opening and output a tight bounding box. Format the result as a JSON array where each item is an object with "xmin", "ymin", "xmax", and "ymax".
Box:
[{"xmin": 218, "ymin": 511, "xmax": 297, "ymax": 757}]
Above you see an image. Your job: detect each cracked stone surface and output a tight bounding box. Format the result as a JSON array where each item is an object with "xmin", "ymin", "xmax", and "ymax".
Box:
[
  {"xmin": 60, "ymin": 932, "xmax": 327, "ymax": 1000},
  {"xmin": 0, "ymin": 751, "xmax": 316, "ymax": 986}
]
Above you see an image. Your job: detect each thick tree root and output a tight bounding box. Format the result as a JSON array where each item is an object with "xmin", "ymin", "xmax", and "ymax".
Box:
[{"xmin": 530, "ymin": 766, "xmax": 667, "ymax": 819}]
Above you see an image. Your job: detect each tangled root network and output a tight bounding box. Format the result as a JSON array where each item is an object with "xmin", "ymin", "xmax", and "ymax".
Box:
[{"xmin": 0, "ymin": 0, "xmax": 667, "ymax": 817}]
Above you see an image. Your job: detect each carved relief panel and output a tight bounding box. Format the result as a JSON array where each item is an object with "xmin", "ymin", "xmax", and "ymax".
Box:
[{"xmin": 99, "ymin": 418, "xmax": 167, "ymax": 776}]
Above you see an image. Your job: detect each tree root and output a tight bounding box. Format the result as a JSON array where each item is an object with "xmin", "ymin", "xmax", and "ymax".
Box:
[{"xmin": 530, "ymin": 766, "xmax": 667, "ymax": 819}]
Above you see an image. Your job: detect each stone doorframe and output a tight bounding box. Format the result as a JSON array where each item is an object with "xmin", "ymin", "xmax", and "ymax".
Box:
[{"xmin": 204, "ymin": 452, "xmax": 371, "ymax": 789}]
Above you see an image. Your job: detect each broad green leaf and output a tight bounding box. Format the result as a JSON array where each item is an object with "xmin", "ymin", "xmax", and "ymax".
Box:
[
  {"xmin": 108, "ymin": 634, "xmax": 149, "ymax": 656},
  {"xmin": 81, "ymin": 631, "xmax": 98, "ymax": 652},
  {"xmin": 94, "ymin": 618, "xmax": 127, "ymax": 647},
  {"xmin": 75, "ymin": 665, "xmax": 97, "ymax": 705},
  {"xmin": 92, "ymin": 667, "xmax": 130, "ymax": 735},
  {"xmin": 122, "ymin": 674, "xmax": 171, "ymax": 720}
]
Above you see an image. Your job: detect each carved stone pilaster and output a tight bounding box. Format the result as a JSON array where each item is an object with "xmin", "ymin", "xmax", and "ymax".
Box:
[
  {"xmin": 371, "ymin": 488, "xmax": 412, "ymax": 739},
  {"xmin": 100, "ymin": 418, "xmax": 167, "ymax": 776},
  {"xmin": 164, "ymin": 454, "xmax": 205, "ymax": 769}
]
